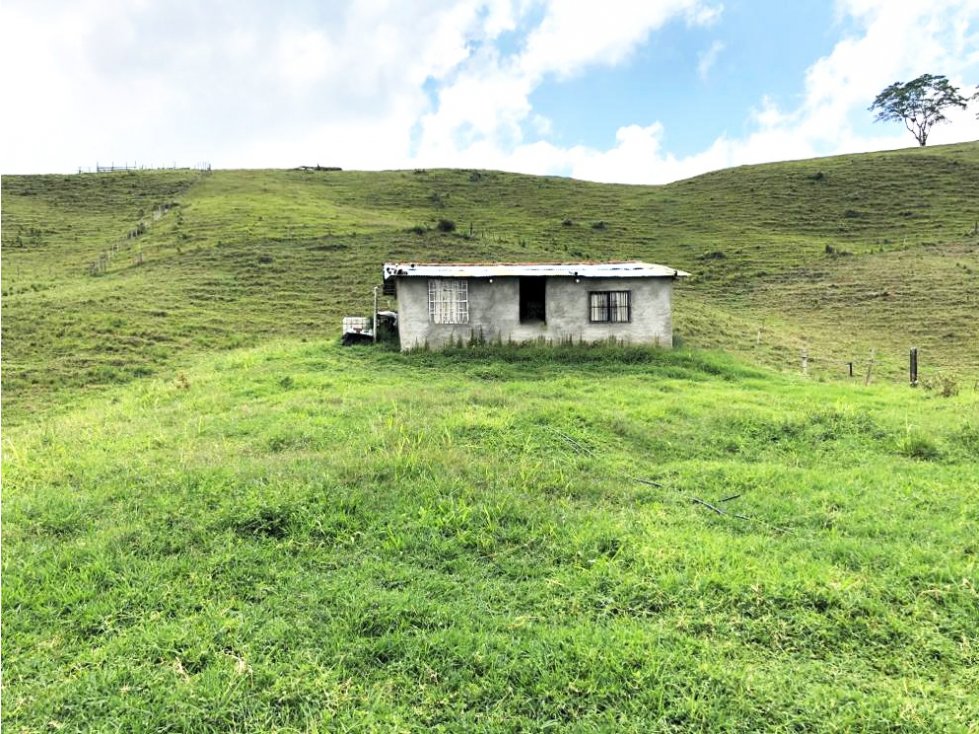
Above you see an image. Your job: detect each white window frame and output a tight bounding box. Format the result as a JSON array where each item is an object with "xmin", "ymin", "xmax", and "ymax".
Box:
[{"xmin": 428, "ymin": 278, "xmax": 469, "ymax": 324}]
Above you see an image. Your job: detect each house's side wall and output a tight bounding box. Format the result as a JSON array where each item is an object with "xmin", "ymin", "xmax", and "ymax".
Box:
[
  {"xmin": 395, "ymin": 276, "xmax": 674, "ymax": 350},
  {"xmin": 547, "ymin": 276, "xmax": 674, "ymax": 346},
  {"xmin": 395, "ymin": 277, "xmax": 520, "ymax": 349}
]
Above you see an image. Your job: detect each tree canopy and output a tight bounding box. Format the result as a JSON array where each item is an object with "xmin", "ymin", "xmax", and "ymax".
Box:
[{"xmin": 869, "ymin": 74, "xmax": 968, "ymax": 146}]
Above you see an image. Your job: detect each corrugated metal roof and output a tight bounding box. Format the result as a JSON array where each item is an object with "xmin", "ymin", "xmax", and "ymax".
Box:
[{"xmin": 383, "ymin": 261, "xmax": 689, "ymax": 279}]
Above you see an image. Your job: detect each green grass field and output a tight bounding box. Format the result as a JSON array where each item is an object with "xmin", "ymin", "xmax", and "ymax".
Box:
[
  {"xmin": 3, "ymin": 145, "xmax": 979, "ymax": 731},
  {"xmin": 4, "ymin": 342, "xmax": 978, "ymax": 731},
  {"xmin": 3, "ymin": 143, "xmax": 978, "ymax": 421}
]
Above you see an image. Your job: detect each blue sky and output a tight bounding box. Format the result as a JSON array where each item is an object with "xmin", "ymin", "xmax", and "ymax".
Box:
[
  {"xmin": 2, "ymin": 0, "xmax": 977, "ymax": 182},
  {"xmin": 530, "ymin": 1, "xmax": 841, "ymax": 154}
]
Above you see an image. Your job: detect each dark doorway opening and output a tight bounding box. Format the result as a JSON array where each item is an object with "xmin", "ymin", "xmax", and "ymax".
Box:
[{"xmin": 520, "ymin": 277, "xmax": 546, "ymax": 323}]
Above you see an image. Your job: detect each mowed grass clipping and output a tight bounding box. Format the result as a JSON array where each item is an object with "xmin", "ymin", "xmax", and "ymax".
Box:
[{"xmin": 4, "ymin": 341, "xmax": 978, "ymax": 732}]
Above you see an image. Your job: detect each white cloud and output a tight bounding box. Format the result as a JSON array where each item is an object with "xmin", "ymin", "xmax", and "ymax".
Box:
[
  {"xmin": 780, "ymin": 0, "xmax": 979, "ymax": 148},
  {"xmin": 1, "ymin": 0, "xmax": 976, "ymax": 182},
  {"xmin": 1, "ymin": 0, "xmax": 729, "ymax": 173},
  {"xmin": 0, "ymin": 0, "xmax": 491, "ymax": 171},
  {"xmin": 412, "ymin": 0, "xmax": 723, "ymax": 169},
  {"xmin": 697, "ymin": 40, "xmax": 725, "ymax": 81},
  {"xmin": 451, "ymin": 0, "xmax": 979, "ymax": 184},
  {"xmin": 411, "ymin": 0, "xmax": 977, "ymax": 183},
  {"xmin": 518, "ymin": 0, "xmax": 721, "ymax": 79},
  {"xmin": 274, "ymin": 30, "xmax": 335, "ymax": 91}
]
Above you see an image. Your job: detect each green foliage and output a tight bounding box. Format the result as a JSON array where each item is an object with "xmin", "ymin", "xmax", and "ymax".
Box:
[
  {"xmin": 3, "ymin": 341, "xmax": 978, "ymax": 731},
  {"xmin": 949, "ymin": 422, "xmax": 979, "ymax": 458},
  {"xmin": 897, "ymin": 425, "xmax": 942, "ymax": 461},
  {"xmin": 869, "ymin": 74, "xmax": 969, "ymax": 146}
]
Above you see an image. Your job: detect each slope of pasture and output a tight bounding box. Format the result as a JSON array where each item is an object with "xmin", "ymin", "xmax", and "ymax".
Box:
[
  {"xmin": 1, "ymin": 170, "xmax": 201, "ymax": 285},
  {"xmin": 3, "ymin": 341, "xmax": 978, "ymax": 731},
  {"xmin": 2, "ymin": 143, "xmax": 978, "ymax": 421},
  {"xmin": 719, "ymin": 243, "xmax": 979, "ymax": 380}
]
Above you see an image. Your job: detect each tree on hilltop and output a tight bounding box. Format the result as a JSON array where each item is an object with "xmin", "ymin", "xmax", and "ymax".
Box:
[{"xmin": 869, "ymin": 73, "xmax": 968, "ymax": 146}]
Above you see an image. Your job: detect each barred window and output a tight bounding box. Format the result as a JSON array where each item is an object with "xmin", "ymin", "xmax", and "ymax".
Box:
[
  {"xmin": 589, "ymin": 290, "xmax": 631, "ymax": 323},
  {"xmin": 429, "ymin": 279, "xmax": 469, "ymax": 324}
]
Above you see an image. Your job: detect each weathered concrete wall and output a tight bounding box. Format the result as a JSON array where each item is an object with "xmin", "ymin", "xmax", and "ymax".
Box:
[{"xmin": 395, "ymin": 276, "xmax": 675, "ymax": 350}]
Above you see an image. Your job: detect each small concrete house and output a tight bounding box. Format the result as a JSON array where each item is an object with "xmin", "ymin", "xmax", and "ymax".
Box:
[{"xmin": 382, "ymin": 261, "xmax": 689, "ymax": 351}]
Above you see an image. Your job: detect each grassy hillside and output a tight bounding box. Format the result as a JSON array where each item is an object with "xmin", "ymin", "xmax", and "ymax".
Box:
[
  {"xmin": 3, "ymin": 148, "xmax": 978, "ymax": 730},
  {"xmin": 4, "ymin": 341, "xmax": 978, "ymax": 731},
  {"xmin": 3, "ymin": 143, "xmax": 979, "ymax": 421}
]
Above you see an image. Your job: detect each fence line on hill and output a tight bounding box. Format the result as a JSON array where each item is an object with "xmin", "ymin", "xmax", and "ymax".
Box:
[
  {"xmin": 84, "ymin": 170, "xmax": 207, "ymax": 276},
  {"xmin": 789, "ymin": 343, "xmax": 969, "ymax": 395},
  {"xmin": 77, "ymin": 162, "xmax": 212, "ymax": 174}
]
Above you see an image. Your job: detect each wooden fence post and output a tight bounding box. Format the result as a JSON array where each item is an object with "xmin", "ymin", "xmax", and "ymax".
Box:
[{"xmin": 910, "ymin": 347, "xmax": 918, "ymax": 387}]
